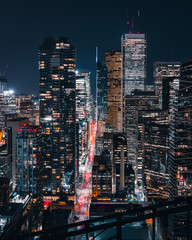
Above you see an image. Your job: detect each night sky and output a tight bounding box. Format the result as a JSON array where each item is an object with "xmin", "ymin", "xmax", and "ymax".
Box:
[{"xmin": 0, "ymin": 0, "xmax": 192, "ymax": 97}]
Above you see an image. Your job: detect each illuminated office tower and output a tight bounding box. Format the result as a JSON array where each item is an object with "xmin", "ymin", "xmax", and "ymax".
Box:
[
  {"xmin": 168, "ymin": 61, "xmax": 192, "ymax": 239},
  {"xmin": 105, "ymin": 51, "xmax": 122, "ymax": 131},
  {"xmin": 92, "ymin": 150, "xmax": 113, "ymax": 197},
  {"xmin": 153, "ymin": 62, "xmax": 180, "ymax": 108},
  {"xmin": 0, "ymin": 90, "xmax": 17, "ymax": 144},
  {"xmin": 103, "ymin": 132, "xmax": 131, "ymax": 194},
  {"xmin": 16, "ymin": 125, "xmax": 42, "ymax": 196},
  {"xmin": 124, "ymin": 91, "xmax": 159, "ymax": 191},
  {"xmin": 143, "ymin": 112, "xmax": 169, "ymax": 199},
  {"xmin": 121, "ymin": 34, "xmax": 146, "ymax": 96},
  {"xmin": 39, "ymin": 37, "xmax": 76, "ymax": 195},
  {"xmin": 7, "ymin": 118, "xmax": 29, "ymax": 192},
  {"xmin": 15, "ymin": 94, "xmax": 39, "ymax": 125},
  {"xmin": 97, "ymin": 60, "xmax": 107, "ymax": 121}
]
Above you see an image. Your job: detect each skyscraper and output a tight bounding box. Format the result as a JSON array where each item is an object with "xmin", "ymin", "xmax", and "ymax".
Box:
[
  {"xmin": 92, "ymin": 150, "xmax": 112, "ymax": 197},
  {"xmin": 169, "ymin": 65, "xmax": 192, "ymax": 199},
  {"xmin": 39, "ymin": 37, "xmax": 76, "ymax": 195},
  {"xmin": 153, "ymin": 62, "xmax": 180, "ymax": 108},
  {"xmin": 97, "ymin": 60, "xmax": 108, "ymax": 122},
  {"xmin": 7, "ymin": 117, "xmax": 29, "ymax": 192},
  {"xmin": 16, "ymin": 125, "xmax": 42, "ymax": 196},
  {"xmin": 105, "ymin": 50, "xmax": 122, "ymax": 131},
  {"xmin": 143, "ymin": 112, "xmax": 169, "ymax": 199},
  {"xmin": 103, "ymin": 132, "xmax": 129, "ymax": 194},
  {"xmin": 15, "ymin": 94, "xmax": 39, "ymax": 125},
  {"xmin": 124, "ymin": 91, "xmax": 159, "ymax": 191},
  {"xmin": 168, "ymin": 61, "xmax": 192, "ymax": 239},
  {"xmin": 121, "ymin": 33, "xmax": 146, "ymax": 96}
]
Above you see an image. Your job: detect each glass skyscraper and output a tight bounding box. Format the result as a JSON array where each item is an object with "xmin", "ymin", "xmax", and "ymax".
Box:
[
  {"xmin": 121, "ymin": 33, "xmax": 146, "ymax": 96},
  {"xmin": 97, "ymin": 60, "xmax": 108, "ymax": 122},
  {"xmin": 39, "ymin": 37, "xmax": 76, "ymax": 195}
]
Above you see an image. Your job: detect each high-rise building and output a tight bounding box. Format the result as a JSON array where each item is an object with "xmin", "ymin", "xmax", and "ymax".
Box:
[
  {"xmin": 169, "ymin": 65, "xmax": 192, "ymax": 199},
  {"xmin": 121, "ymin": 34, "xmax": 146, "ymax": 96},
  {"xmin": 105, "ymin": 50, "xmax": 122, "ymax": 131},
  {"xmin": 168, "ymin": 61, "xmax": 192, "ymax": 239},
  {"xmin": 15, "ymin": 94, "xmax": 39, "ymax": 125},
  {"xmin": 97, "ymin": 60, "xmax": 107, "ymax": 121},
  {"xmin": 153, "ymin": 62, "xmax": 180, "ymax": 108},
  {"xmin": 16, "ymin": 125, "xmax": 42, "ymax": 196},
  {"xmin": 0, "ymin": 90, "xmax": 17, "ymax": 134},
  {"xmin": 39, "ymin": 37, "xmax": 76, "ymax": 195},
  {"xmin": 7, "ymin": 118, "xmax": 29, "ymax": 192},
  {"xmin": 124, "ymin": 91, "xmax": 159, "ymax": 191},
  {"xmin": 103, "ymin": 132, "xmax": 129, "ymax": 194},
  {"xmin": 92, "ymin": 150, "xmax": 113, "ymax": 197},
  {"xmin": 143, "ymin": 112, "xmax": 169, "ymax": 199}
]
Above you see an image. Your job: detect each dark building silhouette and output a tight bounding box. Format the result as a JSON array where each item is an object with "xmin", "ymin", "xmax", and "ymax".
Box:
[{"xmin": 0, "ymin": 177, "xmax": 9, "ymax": 206}]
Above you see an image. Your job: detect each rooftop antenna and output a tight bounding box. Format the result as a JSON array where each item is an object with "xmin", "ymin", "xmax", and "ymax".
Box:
[
  {"xmin": 126, "ymin": 8, "xmax": 131, "ymax": 33},
  {"xmin": 137, "ymin": 10, "xmax": 140, "ymax": 33},
  {"xmin": 3, "ymin": 64, "xmax": 8, "ymax": 77},
  {"xmin": 132, "ymin": 18, "xmax": 134, "ymax": 32},
  {"xmin": 171, "ymin": 44, "xmax": 174, "ymax": 61}
]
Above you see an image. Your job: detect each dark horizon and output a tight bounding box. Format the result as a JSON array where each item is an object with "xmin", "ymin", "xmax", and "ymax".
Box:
[{"xmin": 0, "ymin": 0, "xmax": 191, "ymax": 98}]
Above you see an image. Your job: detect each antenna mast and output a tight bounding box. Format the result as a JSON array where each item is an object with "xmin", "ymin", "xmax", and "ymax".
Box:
[{"xmin": 138, "ymin": 10, "xmax": 140, "ymax": 33}]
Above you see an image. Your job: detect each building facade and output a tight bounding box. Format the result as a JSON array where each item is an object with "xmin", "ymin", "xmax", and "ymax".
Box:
[
  {"xmin": 97, "ymin": 60, "xmax": 107, "ymax": 122},
  {"xmin": 16, "ymin": 125, "xmax": 42, "ymax": 196},
  {"xmin": 143, "ymin": 112, "xmax": 169, "ymax": 199},
  {"xmin": 169, "ymin": 62, "xmax": 192, "ymax": 239},
  {"xmin": 153, "ymin": 62, "xmax": 180, "ymax": 108},
  {"xmin": 15, "ymin": 94, "xmax": 39, "ymax": 125},
  {"xmin": 124, "ymin": 91, "xmax": 159, "ymax": 191},
  {"xmin": 39, "ymin": 37, "xmax": 76, "ymax": 195},
  {"xmin": 105, "ymin": 51, "xmax": 122, "ymax": 131},
  {"xmin": 121, "ymin": 34, "xmax": 146, "ymax": 96}
]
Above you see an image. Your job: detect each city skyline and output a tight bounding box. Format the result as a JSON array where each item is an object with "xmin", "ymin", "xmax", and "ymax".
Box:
[
  {"xmin": 0, "ymin": 0, "xmax": 192, "ymax": 96},
  {"xmin": 1, "ymin": 1, "xmax": 192, "ymax": 239}
]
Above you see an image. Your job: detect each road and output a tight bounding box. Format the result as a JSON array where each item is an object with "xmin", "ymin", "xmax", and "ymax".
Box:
[{"xmin": 75, "ymin": 121, "xmax": 97, "ymax": 223}]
